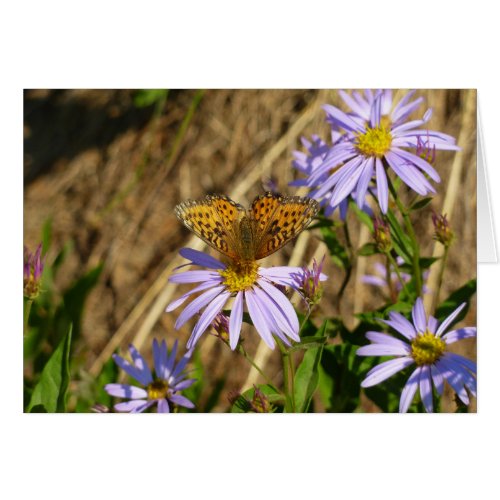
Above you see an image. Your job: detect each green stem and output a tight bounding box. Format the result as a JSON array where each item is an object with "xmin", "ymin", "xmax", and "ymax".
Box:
[
  {"xmin": 387, "ymin": 177, "xmax": 423, "ymax": 296},
  {"xmin": 433, "ymin": 245, "xmax": 450, "ymax": 312},
  {"xmin": 386, "ymin": 252, "xmax": 411, "ymax": 299},
  {"xmin": 24, "ymin": 299, "xmax": 33, "ymax": 336},
  {"xmin": 238, "ymin": 345, "xmax": 282, "ymax": 395},
  {"xmin": 385, "ymin": 256, "xmax": 396, "ymax": 302},
  {"xmin": 278, "ymin": 340, "xmax": 296, "ymax": 412}
]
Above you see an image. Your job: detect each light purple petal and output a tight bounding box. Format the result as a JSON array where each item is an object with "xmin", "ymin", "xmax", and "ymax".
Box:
[
  {"xmin": 172, "ymin": 378, "xmax": 196, "ymax": 391},
  {"xmin": 441, "ymin": 354, "xmax": 477, "ymax": 396},
  {"xmin": 187, "ymin": 291, "xmax": 231, "ymax": 349},
  {"xmin": 427, "ymin": 316, "xmax": 438, "ymax": 334},
  {"xmin": 152, "ymin": 339, "xmax": 166, "ymax": 378},
  {"xmin": 370, "ymin": 93, "xmax": 382, "ymax": 127},
  {"xmin": 164, "ymin": 339, "xmax": 178, "ymax": 379},
  {"xmin": 339, "ymin": 90, "xmax": 371, "ymax": 120},
  {"xmin": 257, "ymin": 279, "xmax": 300, "ymax": 339},
  {"xmin": 128, "ymin": 344, "xmax": 153, "ymax": 385},
  {"xmin": 355, "ymin": 157, "xmax": 374, "ymax": 208},
  {"xmin": 357, "ymin": 344, "xmax": 410, "ymax": 356},
  {"xmin": 322, "ymin": 104, "xmax": 365, "ymax": 133},
  {"xmin": 245, "ymin": 288, "xmax": 275, "ymax": 349},
  {"xmin": 361, "ymin": 357, "xmax": 414, "ymax": 388},
  {"xmin": 171, "ymin": 348, "xmax": 193, "ymax": 380},
  {"xmin": 391, "ymin": 148, "xmax": 440, "ymax": 182},
  {"xmin": 443, "ymin": 327, "xmax": 477, "ymax": 344},
  {"xmin": 157, "ymin": 399, "xmax": 170, "ymax": 413},
  {"xmin": 383, "ymin": 312, "xmax": 417, "ymax": 340},
  {"xmin": 411, "ymin": 298, "xmax": 427, "ymax": 334},
  {"xmin": 229, "ymin": 291, "xmax": 244, "ymax": 350},
  {"xmin": 361, "ymin": 275, "xmax": 387, "ymax": 288},
  {"xmin": 431, "ymin": 364, "xmax": 444, "ymax": 395},
  {"xmin": 179, "ymin": 247, "xmax": 226, "ymax": 269},
  {"xmin": 329, "ymin": 157, "xmax": 366, "ymax": 207},
  {"xmin": 375, "ymin": 158, "xmax": 388, "ymax": 213},
  {"xmin": 435, "ymin": 358, "xmax": 469, "ymax": 405},
  {"xmin": 166, "ymin": 279, "xmax": 222, "ymax": 312},
  {"xmin": 399, "ymin": 367, "xmax": 421, "ymax": 413},
  {"xmin": 112, "ymin": 353, "xmax": 152, "ymax": 386},
  {"xmin": 175, "ymin": 285, "xmax": 226, "ymax": 329},
  {"xmin": 445, "ymin": 352, "xmax": 476, "ymax": 374},
  {"xmin": 114, "ymin": 399, "xmax": 153, "ymax": 413},
  {"xmin": 385, "ymin": 151, "xmax": 434, "ymax": 195},
  {"xmin": 365, "ymin": 331, "xmax": 411, "ymax": 351},
  {"xmin": 104, "ymin": 384, "xmax": 148, "ymax": 399},
  {"xmin": 419, "ymin": 365, "xmax": 433, "ymax": 413},
  {"xmin": 436, "ymin": 302, "xmax": 467, "ymax": 337},
  {"xmin": 169, "ymin": 270, "xmax": 222, "ymax": 284},
  {"xmin": 170, "ymin": 394, "xmax": 195, "ymax": 409}
]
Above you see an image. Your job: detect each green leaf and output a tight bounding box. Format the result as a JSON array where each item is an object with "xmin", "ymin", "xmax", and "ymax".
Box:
[
  {"xmin": 26, "ymin": 325, "xmax": 72, "ymax": 413},
  {"xmin": 293, "ymin": 321, "xmax": 328, "ymax": 412},
  {"xmin": 134, "ymin": 89, "xmax": 169, "ymax": 108},
  {"xmin": 289, "ymin": 335, "xmax": 327, "ymax": 352},
  {"xmin": 410, "ymin": 197, "xmax": 433, "ymax": 211},
  {"xmin": 358, "ymin": 242, "xmax": 380, "ymax": 256},
  {"xmin": 320, "ymin": 226, "xmax": 349, "ymax": 269},
  {"xmin": 435, "ymin": 279, "xmax": 476, "ymax": 324}
]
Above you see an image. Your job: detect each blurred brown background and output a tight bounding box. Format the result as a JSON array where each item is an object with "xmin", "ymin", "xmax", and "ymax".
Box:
[{"xmin": 23, "ymin": 89, "xmax": 477, "ymax": 412}]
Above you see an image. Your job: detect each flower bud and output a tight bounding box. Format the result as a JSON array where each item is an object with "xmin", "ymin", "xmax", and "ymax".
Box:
[
  {"xmin": 23, "ymin": 243, "xmax": 44, "ymax": 299},
  {"xmin": 432, "ymin": 212, "xmax": 454, "ymax": 247},
  {"xmin": 373, "ymin": 217, "xmax": 392, "ymax": 253}
]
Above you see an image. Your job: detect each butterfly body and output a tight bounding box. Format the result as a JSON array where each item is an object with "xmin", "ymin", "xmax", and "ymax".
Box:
[{"xmin": 175, "ymin": 192, "xmax": 319, "ymax": 264}]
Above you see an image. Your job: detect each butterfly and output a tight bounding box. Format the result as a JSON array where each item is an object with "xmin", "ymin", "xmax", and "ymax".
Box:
[{"xmin": 175, "ymin": 192, "xmax": 319, "ymax": 263}]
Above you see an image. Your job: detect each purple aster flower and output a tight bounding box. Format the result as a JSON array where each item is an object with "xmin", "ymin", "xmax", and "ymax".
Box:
[
  {"xmin": 23, "ymin": 243, "xmax": 44, "ymax": 299},
  {"xmin": 357, "ymin": 297, "xmax": 476, "ymax": 413},
  {"xmin": 299, "ymin": 90, "xmax": 459, "ymax": 214},
  {"xmin": 290, "ymin": 134, "xmax": 373, "ymax": 218},
  {"xmin": 166, "ymin": 248, "xmax": 325, "ymax": 350},
  {"xmin": 291, "ymin": 255, "xmax": 327, "ymax": 306},
  {"xmin": 104, "ymin": 339, "xmax": 196, "ymax": 413}
]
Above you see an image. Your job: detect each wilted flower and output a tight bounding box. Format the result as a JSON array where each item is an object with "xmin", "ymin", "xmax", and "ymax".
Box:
[
  {"xmin": 167, "ymin": 248, "xmax": 318, "ymax": 350},
  {"xmin": 104, "ymin": 339, "xmax": 196, "ymax": 413},
  {"xmin": 23, "ymin": 243, "xmax": 44, "ymax": 299},
  {"xmin": 357, "ymin": 298, "xmax": 476, "ymax": 412},
  {"xmin": 296, "ymin": 90, "xmax": 460, "ymax": 214},
  {"xmin": 292, "ymin": 256, "xmax": 327, "ymax": 306},
  {"xmin": 373, "ymin": 217, "xmax": 392, "ymax": 253},
  {"xmin": 432, "ymin": 211, "xmax": 454, "ymax": 247}
]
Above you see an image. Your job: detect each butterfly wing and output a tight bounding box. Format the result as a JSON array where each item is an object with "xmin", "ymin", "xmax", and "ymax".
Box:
[
  {"xmin": 175, "ymin": 194, "xmax": 245, "ymax": 260},
  {"xmin": 250, "ymin": 192, "xmax": 319, "ymax": 259}
]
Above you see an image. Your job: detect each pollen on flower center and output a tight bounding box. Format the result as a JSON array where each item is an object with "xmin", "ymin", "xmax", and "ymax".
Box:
[
  {"xmin": 219, "ymin": 261, "xmax": 259, "ymax": 293},
  {"xmin": 411, "ymin": 331, "xmax": 446, "ymax": 366},
  {"xmin": 147, "ymin": 379, "xmax": 169, "ymax": 400},
  {"xmin": 355, "ymin": 126, "xmax": 392, "ymax": 157}
]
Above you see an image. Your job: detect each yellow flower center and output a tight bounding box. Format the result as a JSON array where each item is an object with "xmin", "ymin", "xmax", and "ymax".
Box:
[
  {"xmin": 411, "ymin": 330, "xmax": 446, "ymax": 366},
  {"xmin": 147, "ymin": 379, "xmax": 169, "ymax": 400},
  {"xmin": 355, "ymin": 125, "xmax": 392, "ymax": 158},
  {"xmin": 219, "ymin": 260, "xmax": 259, "ymax": 293}
]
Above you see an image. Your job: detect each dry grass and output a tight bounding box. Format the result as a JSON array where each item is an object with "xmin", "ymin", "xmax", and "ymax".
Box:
[{"xmin": 23, "ymin": 89, "xmax": 476, "ymax": 412}]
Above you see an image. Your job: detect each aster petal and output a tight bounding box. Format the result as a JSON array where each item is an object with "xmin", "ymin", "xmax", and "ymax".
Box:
[
  {"xmin": 311, "ymin": 146, "xmax": 356, "ymax": 182},
  {"xmin": 445, "ymin": 352, "xmax": 476, "ymax": 374},
  {"xmin": 171, "ymin": 348, "xmax": 193, "ymax": 380},
  {"xmin": 152, "ymin": 339, "xmax": 166, "ymax": 378},
  {"xmin": 411, "ymin": 298, "xmax": 427, "ymax": 334},
  {"xmin": 383, "ymin": 312, "xmax": 417, "ymax": 340},
  {"xmin": 391, "ymin": 94, "xmax": 423, "ymax": 124},
  {"xmin": 112, "ymin": 353, "xmax": 151, "ymax": 386},
  {"xmin": 114, "ymin": 400, "xmax": 153, "ymax": 413},
  {"xmin": 245, "ymin": 288, "xmax": 275, "ymax": 349},
  {"xmin": 339, "ymin": 90, "xmax": 370, "ymax": 120},
  {"xmin": 253, "ymin": 292, "xmax": 292, "ymax": 346},
  {"xmin": 431, "ymin": 364, "xmax": 445, "ymax": 395},
  {"xmin": 385, "ymin": 151, "xmax": 434, "ymax": 195},
  {"xmin": 257, "ymin": 279, "xmax": 300, "ymax": 339},
  {"xmin": 157, "ymin": 399, "xmax": 170, "ymax": 413},
  {"xmin": 440, "ymin": 354, "xmax": 477, "ymax": 396},
  {"xmin": 365, "ymin": 331, "xmax": 411, "ymax": 352},
  {"xmin": 175, "ymin": 285, "xmax": 226, "ymax": 329},
  {"xmin": 399, "ymin": 367, "xmax": 421, "ymax": 413},
  {"xmin": 356, "ymin": 344, "xmax": 410, "ymax": 356},
  {"xmin": 172, "ymin": 378, "xmax": 196, "ymax": 391},
  {"xmin": 187, "ymin": 291, "xmax": 231, "ymax": 349},
  {"xmin": 390, "ymin": 148, "xmax": 440, "ymax": 182},
  {"xmin": 380, "ymin": 89, "xmax": 393, "ymax": 115},
  {"xmin": 436, "ymin": 302, "xmax": 467, "ymax": 337},
  {"xmin": 370, "ymin": 93, "xmax": 382, "ymax": 127},
  {"xmin": 104, "ymin": 384, "xmax": 148, "ymax": 399},
  {"xmin": 169, "ymin": 270, "xmax": 222, "ymax": 284},
  {"xmin": 179, "ymin": 248, "xmax": 226, "ymax": 269},
  {"xmin": 361, "ymin": 357, "xmax": 414, "ymax": 388},
  {"xmin": 427, "ymin": 316, "xmax": 438, "ymax": 334},
  {"xmin": 442, "ymin": 327, "xmax": 477, "ymax": 344},
  {"xmin": 375, "ymin": 157, "xmax": 389, "ymax": 213},
  {"xmin": 164, "ymin": 339, "xmax": 178, "ymax": 379},
  {"xmin": 170, "ymin": 394, "xmax": 195, "ymax": 409},
  {"xmin": 355, "ymin": 157, "xmax": 374, "ymax": 208},
  {"xmin": 166, "ymin": 279, "xmax": 222, "ymax": 312},
  {"xmin": 128, "ymin": 344, "xmax": 153, "ymax": 384},
  {"xmin": 229, "ymin": 291, "xmax": 244, "ymax": 350},
  {"xmin": 361, "ymin": 275, "xmax": 387, "ymax": 287},
  {"xmin": 313, "ymin": 153, "xmax": 362, "ymax": 197},
  {"xmin": 329, "ymin": 157, "xmax": 366, "ymax": 207},
  {"xmin": 419, "ymin": 365, "xmax": 433, "ymax": 413},
  {"xmin": 435, "ymin": 358, "xmax": 469, "ymax": 405},
  {"xmin": 322, "ymin": 104, "xmax": 365, "ymax": 133}
]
